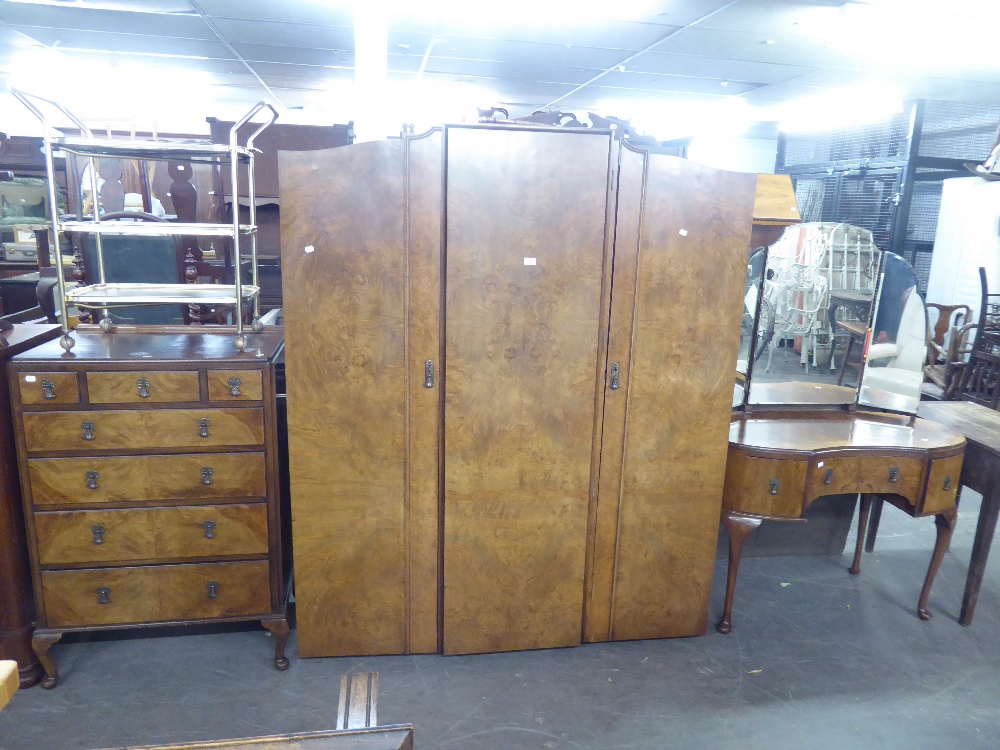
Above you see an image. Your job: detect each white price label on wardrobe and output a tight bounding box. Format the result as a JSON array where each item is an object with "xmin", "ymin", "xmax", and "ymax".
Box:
[
  {"xmin": 524, "ymin": 257, "xmax": 536, "ymax": 265},
  {"xmin": 304, "ymin": 245, "xmax": 315, "ymax": 254}
]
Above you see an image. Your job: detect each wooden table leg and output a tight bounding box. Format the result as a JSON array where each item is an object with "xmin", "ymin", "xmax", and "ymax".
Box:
[
  {"xmin": 960, "ymin": 483, "xmax": 1000, "ymax": 626},
  {"xmin": 918, "ymin": 507, "xmax": 958, "ymax": 621},
  {"xmin": 849, "ymin": 494, "xmax": 873, "ymax": 575},
  {"xmin": 864, "ymin": 496, "xmax": 884, "ymax": 553},
  {"xmin": 715, "ymin": 512, "xmax": 763, "ymax": 635}
]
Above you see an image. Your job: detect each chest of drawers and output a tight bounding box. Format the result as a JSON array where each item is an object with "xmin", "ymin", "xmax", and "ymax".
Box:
[{"xmin": 6, "ymin": 327, "xmax": 288, "ymax": 688}]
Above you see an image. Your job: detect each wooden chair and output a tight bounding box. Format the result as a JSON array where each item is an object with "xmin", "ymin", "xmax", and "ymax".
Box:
[
  {"xmin": 954, "ymin": 267, "xmax": 1000, "ymax": 409},
  {"xmin": 922, "ymin": 303, "xmax": 975, "ymax": 400}
]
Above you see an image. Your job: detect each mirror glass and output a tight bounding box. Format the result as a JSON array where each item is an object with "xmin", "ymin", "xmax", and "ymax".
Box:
[
  {"xmin": 858, "ymin": 252, "xmax": 923, "ymax": 415},
  {"xmin": 746, "ymin": 223, "xmax": 881, "ymax": 406},
  {"xmin": 735, "ymin": 247, "xmax": 767, "ymax": 407}
]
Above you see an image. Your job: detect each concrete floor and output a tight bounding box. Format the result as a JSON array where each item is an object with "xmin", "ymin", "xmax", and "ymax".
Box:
[{"xmin": 1, "ymin": 492, "xmax": 998, "ymax": 750}]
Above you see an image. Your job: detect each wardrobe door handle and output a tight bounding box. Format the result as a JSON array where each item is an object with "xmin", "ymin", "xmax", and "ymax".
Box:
[{"xmin": 609, "ymin": 362, "xmax": 621, "ymax": 391}]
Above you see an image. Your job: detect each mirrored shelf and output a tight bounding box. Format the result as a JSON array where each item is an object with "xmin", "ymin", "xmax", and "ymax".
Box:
[
  {"xmin": 60, "ymin": 221, "xmax": 256, "ymax": 236},
  {"xmin": 54, "ymin": 138, "xmax": 253, "ymax": 162}
]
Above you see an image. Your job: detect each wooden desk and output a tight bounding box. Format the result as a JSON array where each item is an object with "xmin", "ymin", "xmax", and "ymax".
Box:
[
  {"xmin": 718, "ymin": 410, "xmax": 965, "ymax": 633},
  {"xmin": 105, "ymin": 726, "xmax": 414, "ymax": 750},
  {"xmin": 913, "ymin": 401, "xmax": 1000, "ymax": 625},
  {"xmin": 0, "ymin": 324, "xmax": 61, "ymax": 688}
]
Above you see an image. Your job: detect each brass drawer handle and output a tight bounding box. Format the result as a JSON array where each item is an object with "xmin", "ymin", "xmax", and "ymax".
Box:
[
  {"xmin": 609, "ymin": 362, "xmax": 621, "ymax": 391},
  {"xmin": 769, "ymin": 478, "xmax": 780, "ymax": 495},
  {"xmin": 943, "ymin": 475, "xmax": 953, "ymax": 491},
  {"xmin": 201, "ymin": 466, "xmax": 214, "ymax": 486},
  {"xmin": 41, "ymin": 378, "xmax": 56, "ymax": 400},
  {"xmin": 81, "ymin": 420, "xmax": 96, "ymax": 441},
  {"xmin": 92, "ymin": 524, "xmax": 105, "ymax": 545},
  {"xmin": 207, "ymin": 581, "xmax": 219, "ymax": 600},
  {"xmin": 228, "ymin": 376, "xmax": 242, "ymax": 397},
  {"xmin": 889, "ymin": 467, "xmax": 900, "ymax": 483},
  {"xmin": 203, "ymin": 520, "xmax": 216, "ymax": 539},
  {"xmin": 86, "ymin": 470, "xmax": 100, "ymax": 490},
  {"xmin": 97, "ymin": 586, "xmax": 111, "ymax": 605},
  {"xmin": 198, "ymin": 418, "xmax": 210, "ymax": 438},
  {"xmin": 136, "ymin": 377, "xmax": 151, "ymax": 399},
  {"xmin": 824, "ymin": 469, "xmax": 834, "ymax": 485}
]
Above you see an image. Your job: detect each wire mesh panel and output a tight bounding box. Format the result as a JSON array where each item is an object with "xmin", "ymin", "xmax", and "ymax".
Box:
[
  {"xmin": 918, "ymin": 101, "xmax": 1000, "ymax": 160},
  {"xmin": 779, "ymin": 107, "xmax": 912, "ymax": 169},
  {"xmin": 836, "ymin": 171, "xmax": 900, "ymax": 251}
]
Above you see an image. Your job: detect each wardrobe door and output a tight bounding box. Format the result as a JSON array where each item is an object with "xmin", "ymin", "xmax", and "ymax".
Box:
[
  {"xmin": 280, "ymin": 134, "xmax": 442, "ymax": 657},
  {"xmin": 442, "ymin": 126, "xmax": 614, "ymax": 654},
  {"xmin": 586, "ymin": 147, "xmax": 757, "ymax": 642}
]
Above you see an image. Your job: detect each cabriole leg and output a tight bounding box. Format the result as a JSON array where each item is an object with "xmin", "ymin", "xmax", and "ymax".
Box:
[
  {"xmin": 262, "ymin": 618, "xmax": 290, "ymax": 671},
  {"xmin": 716, "ymin": 512, "xmax": 763, "ymax": 635},
  {"xmin": 918, "ymin": 507, "xmax": 958, "ymax": 621},
  {"xmin": 32, "ymin": 631, "xmax": 62, "ymax": 689}
]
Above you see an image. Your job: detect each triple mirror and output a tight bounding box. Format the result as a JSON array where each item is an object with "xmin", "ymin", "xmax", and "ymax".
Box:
[{"xmin": 737, "ymin": 222, "xmax": 924, "ymax": 415}]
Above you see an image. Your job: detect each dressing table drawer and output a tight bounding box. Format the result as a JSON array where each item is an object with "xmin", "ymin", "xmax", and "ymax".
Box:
[
  {"xmin": 28, "ymin": 453, "xmax": 267, "ymax": 507},
  {"xmin": 34, "ymin": 504, "xmax": 270, "ymax": 565},
  {"xmin": 723, "ymin": 453, "xmax": 809, "ymax": 518},
  {"xmin": 921, "ymin": 455, "xmax": 964, "ymax": 515},
  {"xmin": 87, "ymin": 371, "xmax": 200, "ymax": 404},
  {"xmin": 207, "ymin": 370, "xmax": 263, "ymax": 402},
  {"xmin": 808, "ymin": 455, "xmax": 922, "ymax": 503}
]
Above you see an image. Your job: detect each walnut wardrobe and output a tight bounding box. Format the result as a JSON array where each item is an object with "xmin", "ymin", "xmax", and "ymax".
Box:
[{"xmin": 278, "ymin": 125, "xmax": 757, "ymax": 657}]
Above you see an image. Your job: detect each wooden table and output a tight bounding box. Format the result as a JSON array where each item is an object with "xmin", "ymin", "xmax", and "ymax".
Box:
[
  {"xmin": 108, "ymin": 726, "xmax": 414, "ymax": 750},
  {"xmin": 718, "ymin": 409, "xmax": 966, "ymax": 633},
  {"xmin": 911, "ymin": 401, "xmax": 1000, "ymax": 625},
  {"xmin": 0, "ymin": 323, "xmax": 61, "ymax": 688}
]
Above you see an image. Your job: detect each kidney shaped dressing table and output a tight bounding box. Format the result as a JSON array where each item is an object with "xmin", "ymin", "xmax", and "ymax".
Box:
[{"xmin": 721, "ymin": 231, "xmax": 966, "ymax": 633}]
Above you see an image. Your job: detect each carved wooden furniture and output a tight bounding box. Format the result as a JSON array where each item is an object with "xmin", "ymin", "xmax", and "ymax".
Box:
[
  {"xmin": 123, "ymin": 726, "xmax": 415, "ymax": 750},
  {"xmin": 279, "ymin": 124, "xmax": 757, "ymax": 657},
  {"xmin": 7, "ymin": 327, "xmax": 289, "ymax": 688},
  {"xmin": 12, "ymin": 91, "xmax": 277, "ymax": 352},
  {"xmin": 0, "ymin": 323, "xmax": 61, "ymax": 688},
  {"xmin": 718, "ymin": 407, "xmax": 965, "ymax": 633}
]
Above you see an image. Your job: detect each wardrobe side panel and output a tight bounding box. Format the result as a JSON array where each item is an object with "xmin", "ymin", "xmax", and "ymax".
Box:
[
  {"xmin": 405, "ymin": 131, "xmax": 443, "ymax": 654},
  {"xmin": 443, "ymin": 127, "xmax": 612, "ymax": 654},
  {"xmin": 610, "ymin": 157, "xmax": 755, "ymax": 641},
  {"xmin": 280, "ymin": 143, "xmax": 407, "ymax": 656}
]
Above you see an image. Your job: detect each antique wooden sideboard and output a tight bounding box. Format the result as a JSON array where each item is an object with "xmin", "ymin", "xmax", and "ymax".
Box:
[
  {"xmin": 6, "ymin": 327, "xmax": 289, "ymax": 687},
  {"xmin": 279, "ymin": 124, "xmax": 759, "ymax": 656}
]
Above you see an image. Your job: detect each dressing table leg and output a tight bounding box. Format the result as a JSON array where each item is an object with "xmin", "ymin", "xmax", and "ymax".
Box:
[
  {"xmin": 864, "ymin": 496, "xmax": 884, "ymax": 553},
  {"xmin": 716, "ymin": 512, "xmax": 762, "ymax": 635},
  {"xmin": 849, "ymin": 494, "xmax": 874, "ymax": 575},
  {"xmin": 918, "ymin": 507, "xmax": 958, "ymax": 621}
]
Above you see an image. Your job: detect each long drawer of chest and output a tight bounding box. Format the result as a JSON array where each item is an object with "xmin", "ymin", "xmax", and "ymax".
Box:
[
  {"xmin": 21, "ymin": 408, "xmax": 265, "ymax": 452},
  {"xmin": 41, "ymin": 560, "xmax": 271, "ymax": 628},
  {"xmin": 28, "ymin": 453, "xmax": 266, "ymax": 507},
  {"xmin": 34, "ymin": 503, "xmax": 270, "ymax": 565}
]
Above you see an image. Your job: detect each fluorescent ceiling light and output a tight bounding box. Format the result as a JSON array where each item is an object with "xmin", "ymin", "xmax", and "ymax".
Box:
[
  {"xmin": 4, "ymin": 0, "xmax": 193, "ymax": 11},
  {"xmin": 315, "ymin": 0, "xmax": 660, "ymax": 25},
  {"xmin": 774, "ymin": 85, "xmax": 904, "ymax": 134}
]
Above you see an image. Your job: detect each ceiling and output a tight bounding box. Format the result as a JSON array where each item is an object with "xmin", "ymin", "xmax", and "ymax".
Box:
[{"xmin": 2, "ymin": 0, "xmax": 1000, "ymax": 139}]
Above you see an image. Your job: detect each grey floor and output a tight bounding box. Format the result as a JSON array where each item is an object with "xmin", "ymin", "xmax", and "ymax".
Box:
[{"xmin": 2, "ymin": 493, "xmax": 999, "ymax": 750}]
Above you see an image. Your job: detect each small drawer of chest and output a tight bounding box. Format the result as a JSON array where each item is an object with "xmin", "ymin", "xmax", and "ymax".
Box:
[
  {"xmin": 41, "ymin": 560, "xmax": 271, "ymax": 627},
  {"xmin": 21, "ymin": 408, "xmax": 265, "ymax": 452},
  {"xmin": 808, "ymin": 455, "xmax": 923, "ymax": 503},
  {"xmin": 34, "ymin": 503, "xmax": 270, "ymax": 565},
  {"xmin": 87, "ymin": 371, "xmax": 200, "ymax": 404},
  {"xmin": 28, "ymin": 453, "xmax": 266, "ymax": 507}
]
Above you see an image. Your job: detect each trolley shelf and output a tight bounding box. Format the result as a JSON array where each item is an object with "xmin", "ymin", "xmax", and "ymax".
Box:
[
  {"xmin": 67, "ymin": 283, "xmax": 260, "ymax": 308},
  {"xmin": 60, "ymin": 221, "xmax": 256, "ymax": 236},
  {"xmin": 54, "ymin": 137, "xmax": 253, "ymax": 161}
]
